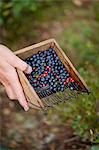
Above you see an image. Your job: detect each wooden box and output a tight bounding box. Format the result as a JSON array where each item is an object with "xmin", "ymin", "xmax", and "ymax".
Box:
[{"xmin": 15, "ymin": 39, "xmax": 90, "ymax": 110}]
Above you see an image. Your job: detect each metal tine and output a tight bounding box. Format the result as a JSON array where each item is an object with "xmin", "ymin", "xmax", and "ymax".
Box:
[
  {"xmin": 71, "ymin": 82, "xmax": 80, "ymax": 91},
  {"xmin": 65, "ymin": 90, "xmax": 73, "ymax": 98},
  {"xmin": 62, "ymin": 88, "xmax": 73, "ymax": 102},
  {"xmin": 50, "ymin": 94, "xmax": 59, "ymax": 105},
  {"xmin": 44, "ymin": 91, "xmax": 60, "ymax": 107},
  {"xmin": 41, "ymin": 90, "xmax": 48, "ymax": 98},
  {"xmin": 68, "ymin": 86, "xmax": 79, "ymax": 98},
  {"xmin": 54, "ymin": 94, "xmax": 61, "ymax": 104},
  {"xmin": 47, "ymin": 95, "xmax": 56, "ymax": 106},
  {"xmin": 71, "ymin": 90, "xmax": 78, "ymax": 97},
  {"xmin": 42, "ymin": 96, "xmax": 51, "ymax": 107},
  {"xmin": 45, "ymin": 89, "xmax": 58, "ymax": 105},
  {"xmin": 44, "ymin": 90, "xmax": 54, "ymax": 106},
  {"xmin": 62, "ymin": 88, "xmax": 74, "ymax": 100},
  {"xmin": 48, "ymin": 95, "xmax": 56, "ymax": 106},
  {"xmin": 42, "ymin": 98, "xmax": 48, "ymax": 107},
  {"xmin": 55, "ymin": 90, "xmax": 64, "ymax": 102},
  {"xmin": 39, "ymin": 92, "xmax": 44, "ymax": 98},
  {"xmin": 41, "ymin": 89, "xmax": 55, "ymax": 107},
  {"xmin": 51, "ymin": 91, "xmax": 65, "ymax": 105},
  {"xmin": 43, "ymin": 97, "xmax": 52, "ymax": 107},
  {"xmin": 39, "ymin": 82, "xmax": 80, "ymax": 109},
  {"xmin": 49, "ymin": 94, "xmax": 59, "ymax": 105},
  {"xmin": 50, "ymin": 93, "xmax": 59, "ymax": 104},
  {"xmin": 63, "ymin": 90, "xmax": 77, "ymax": 102},
  {"xmin": 42, "ymin": 93, "xmax": 54, "ymax": 107},
  {"xmin": 50, "ymin": 89, "xmax": 67, "ymax": 105},
  {"xmin": 55, "ymin": 93, "xmax": 63, "ymax": 103},
  {"xmin": 58, "ymin": 90, "xmax": 70, "ymax": 103},
  {"xmin": 51, "ymin": 89, "xmax": 57, "ymax": 104}
]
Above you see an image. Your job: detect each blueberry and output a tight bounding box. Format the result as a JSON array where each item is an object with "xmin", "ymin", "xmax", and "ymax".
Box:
[
  {"xmin": 56, "ymin": 56, "xmax": 59, "ymax": 60},
  {"xmin": 47, "ymin": 56, "xmax": 51, "ymax": 60},
  {"xmin": 60, "ymin": 75, "xmax": 64, "ymax": 79},
  {"xmin": 48, "ymin": 61, "xmax": 52, "ymax": 65},
  {"xmin": 37, "ymin": 60, "xmax": 41, "ymax": 64},
  {"xmin": 52, "ymin": 50, "xmax": 56, "ymax": 54},
  {"xmin": 50, "ymin": 82, "xmax": 54, "ymax": 86},
  {"xmin": 66, "ymin": 73, "xmax": 70, "ymax": 77},
  {"xmin": 52, "ymin": 61, "xmax": 55, "ymax": 66},
  {"xmin": 42, "ymin": 59, "xmax": 45, "ymax": 63},
  {"xmin": 38, "ymin": 71, "xmax": 42, "ymax": 75},
  {"xmin": 55, "ymin": 66, "xmax": 58, "ymax": 70},
  {"xmin": 51, "ymin": 57, "xmax": 54, "ymax": 61},
  {"xmin": 47, "ymin": 51, "xmax": 51, "ymax": 56},
  {"xmin": 30, "ymin": 57, "xmax": 33, "ymax": 61},
  {"xmin": 25, "ymin": 48, "xmax": 75, "ymax": 96},
  {"xmin": 53, "ymin": 88, "xmax": 57, "ymax": 92},
  {"xmin": 44, "ymin": 51, "xmax": 47, "ymax": 56},
  {"xmin": 58, "ymin": 61, "xmax": 62, "ymax": 65},
  {"xmin": 60, "ymin": 65, "xmax": 64, "ymax": 69},
  {"xmin": 61, "ymin": 84, "xmax": 65, "ymax": 88},
  {"xmin": 53, "ymin": 84, "xmax": 57, "ymax": 88},
  {"xmin": 55, "ymin": 62, "xmax": 59, "ymax": 66},
  {"xmin": 61, "ymin": 87, "xmax": 64, "ymax": 92},
  {"xmin": 49, "ymin": 79, "xmax": 52, "ymax": 83},
  {"xmin": 54, "ymin": 53, "xmax": 57, "ymax": 57},
  {"xmin": 58, "ymin": 66, "xmax": 61, "ymax": 70},
  {"xmin": 49, "ymin": 48, "xmax": 53, "ymax": 52},
  {"xmin": 60, "ymin": 81, "xmax": 63, "ymax": 85},
  {"xmin": 27, "ymin": 61, "xmax": 31, "ymax": 66},
  {"xmin": 70, "ymin": 87, "xmax": 73, "ymax": 90},
  {"xmin": 32, "ymin": 55, "xmax": 36, "ymax": 59},
  {"xmin": 62, "ymin": 78, "xmax": 66, "ymax": 82},
  {"xmin": 50, "ymin": 86, "xmax": 53, "ymax": 90},
  {"xmin": 40, "ymin": 52, "xmax": 43, "ymax": 57},
  {"xmin": 32, "ymin": 62, "xmax": 35, "ymax": 67},
  {"xmin": 60, "ymin": 70, "xmax": 63, "ymax": 73},
  {"xmin": 57, "ymin": 86, "xmax": 61, "ymax": 91}
]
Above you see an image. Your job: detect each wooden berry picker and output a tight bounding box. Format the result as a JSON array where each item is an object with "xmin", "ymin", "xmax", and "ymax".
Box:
[{"xmin": 15, "ymin": 39, "xmax": 90, "ymax": 110}]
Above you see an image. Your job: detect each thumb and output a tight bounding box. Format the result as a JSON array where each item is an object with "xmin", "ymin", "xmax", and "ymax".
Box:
[
  {"xmin": 0, "ymin": 44, "xmax": 32, "ymax": 74},
  {"xmin": 14, "ymin": 56, "xmax": 32, "ymax": 74}
]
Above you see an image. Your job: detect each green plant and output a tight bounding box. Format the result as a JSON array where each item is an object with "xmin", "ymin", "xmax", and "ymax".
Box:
[
  {"xmin": 0, "ymin": 0, "xmax": 56, "ymax": 26},
  {"xmin": 48, "ymin": 20, "xmax": 99, "ymax": 143},
  {"xmin": 90, "ymin": 146, "xmax": 99, "ymax": 150}
]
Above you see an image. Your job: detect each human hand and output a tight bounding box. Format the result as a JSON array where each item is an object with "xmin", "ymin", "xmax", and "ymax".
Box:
[{"xmin": 0, "ymin": 44, "xmax": 32, "ymax": 111}]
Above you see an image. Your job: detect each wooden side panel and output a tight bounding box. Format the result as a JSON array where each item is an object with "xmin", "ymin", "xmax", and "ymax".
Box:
[
  {"xmin": 14, "ymin": 39, "xmax": 54, "ymax": 60},
  {"xmin": 53, "ymin": 40, "xmax": 89, "ymax": 92},
  {"xmin": 17, "ymin": 69, "xmax": 44, "ymax": 109}
]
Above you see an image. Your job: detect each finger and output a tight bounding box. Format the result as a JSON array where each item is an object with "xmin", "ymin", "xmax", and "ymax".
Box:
[
  {"xmin": 9, "ymin": 71, "xmax": 29, "ymax": 111},
  {"xmin": 13, "ymin": 56, "xmax": 32, "ymax": 74},
  {"xmin": 0, "ymin": 45, "xmax": 32, "ymax": 74},
  {"xmin": 0, "ymin": 77, "xmax": 17, "ymax": 99},
  {"xmin": 4, "ymin": 84, "xmax": 17, "ymax": 100}
]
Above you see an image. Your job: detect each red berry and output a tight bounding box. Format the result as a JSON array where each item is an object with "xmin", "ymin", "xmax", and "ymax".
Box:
[
  {"xmin": 70, "ymin": 77, "xmax": 74, "ymax": 82},
  {"xmin": 64, "ymin": 81, "xmax": 67, "ymax": 85},
  {"xmin": 66, "ymin": 78, "xmax": 70, "ymax": 83},
  {"xmin": 46, "ymin": 66, "xmax": 51, "ymax": 71}
]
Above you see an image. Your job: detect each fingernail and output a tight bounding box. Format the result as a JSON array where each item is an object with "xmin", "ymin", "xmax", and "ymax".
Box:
[
  {"xmin": 24, "ymin": 102, "xmax": 29, "ymax": 111},
  {"xmin": 26, "ymin": 65, "xmax": 32, "ymax": 74},
  {"xmin": 24, "ymin": 105, "xmax": 29, "ymax": 111}
]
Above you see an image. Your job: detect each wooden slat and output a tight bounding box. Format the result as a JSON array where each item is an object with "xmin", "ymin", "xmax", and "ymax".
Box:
[
  {"xmin": 17, "ymin": 69, "xmax": 44, "ymax": 108},
  {"xmin": 14, "ymin": 39, "xmax": 54, "ymax": 60},
  {"xmin": 53, "ymin": 39, "xmax": 90, "ymax": 92}
]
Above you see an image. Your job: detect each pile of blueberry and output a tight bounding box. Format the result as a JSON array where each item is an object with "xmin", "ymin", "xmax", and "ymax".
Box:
[{"xmin": 25, "ymin": 48, "xmax": 80, "ymax": 98}]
